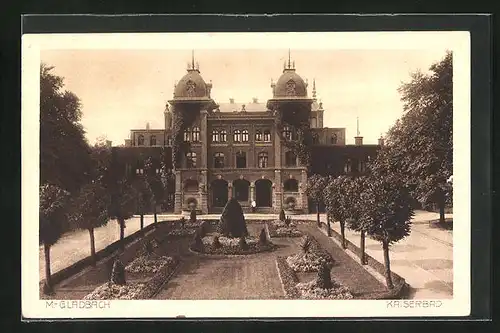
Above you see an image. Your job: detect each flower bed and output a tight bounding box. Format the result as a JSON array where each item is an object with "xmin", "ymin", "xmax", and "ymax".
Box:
[
  {"xmin": 275, "ymin": 227, "xmax": 303, "ymax": 237},
  {"xmin": 286, "ymin": 252, "xmax": 333, "ymax": 272},
  {"xmin": 271, "ymin": 220, "xmax": 297, "ymax": 228},
  {"xmin": 190, "ymin": 234, "xmax": 276, "ymax": 255},
  {"xmin": 167, "ymin": 228, "xmax": 196, "ymax": 237},
  {"xmin": 296, "ymin": 279, "xmax": 354, "ymax": 300},
  {"xmin": 125, "ymin": 255, "xmax": 175, "ymax": 274},
  {"xmin": 83, "ymin": 257, "xmax": 179, "ymax": 300},
  {"xmin": 276, "ymin": 256, "xmax": 300, "ymax": 298},
  {"xmin": 83, "ymin": 282, "xmax": 146, "ymax": 300}
]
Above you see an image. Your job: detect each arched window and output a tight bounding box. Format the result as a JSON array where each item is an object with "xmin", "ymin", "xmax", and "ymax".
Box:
[
  {"xmin": 150, "ymin": 135, "xmax": 157, "ymax": 146},
  {"xmin": 233, "ymin": 129, "xmax": 241, "ymax": 143},
  {"xmin": 214, "ymin": 152, "xmax": 225, "ymax": 168},
  {"xmin": 283, "ymin": 126, "xmax": 292, "ymax": 140},
  {"xmin": 330, "ymin": 134, "xmax": 338, "ymax": 144},
  {"xmin": 220, "ymin": 129, "xmax": 227, "ymax": 142},
  {"xmin": 192, "ymin": 127, "xmax": 200, "ymax": 142},
  {"xmin": 263, "ymin": 130, "xmax": 271, "ymax": 142},
  {"xmin": 255, "ymin": 130, "xmax": 263, "ymax": 142},
  {"xmin": 359, "ymin": 160, "xmax": 366, "ymax": 173},
  {"xmin": 311, "ymin": 117, "xmax": 317, "ymax": 128},
  {"xmin": 184, "ymin": 129, "xmax": 191, "ymax": 142},
  {"xmin": 258, "ymin": 152, "xmax": 269, "ymax": 168},
  {"xmin": 186, "ymin": 152, "xmax": 197, "ymax": 168},
  {"xmin": 344, "ymin": 159, "xmax": 351, "ymax": 173},
  {"xmin": 212, "ymin": 129, "xmax": 219, "ymax": 142},
  {"xmin": 137, "ymin": 134, "xmax": 144, "ymax": 146},
  {"xmin": 284, "ymin": 178, "xmax": 299, "ymax": 192},
  {"xmin": 236, "ymin": 151, "xmax": 246, "ymax": 169},
  {"xmin": 285, "ymin": 151, "xmax": 297, "ymax": 167},
  {"xmin": 241, "ymin": 129, "xmax": 249, "ymax": 142}
]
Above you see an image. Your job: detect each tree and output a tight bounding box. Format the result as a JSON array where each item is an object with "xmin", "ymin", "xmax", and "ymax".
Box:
[
  {"xmin": 144, "ymin": 157, "xmax": 164, "ymax": 225},
  {"xmin": 109, "ymin": 178, "xmax": 139, "ymax": 249},
  {"xmin": 39, "ymin": 184, "xmax": 70, "ymax": 294},
  {"xmin": 323, "ymin": 176, "xmax": 350, "ymax": 247},
  {"xmin": 40, "ymin": 63, "xmax": 92, "ymax": 194},
  {"xmin": 305, "ymin": 174, "xmax": 328, "ymax": 228},
  {"xmin": 359, "ymin": 175, "xmax": 414, "ymax": 289},
  {"xmin": 373, "ymin": 52, "xmax": 452, "ymax": 223},
  {"xmin": 68, "ymin": 180, "xmax": 110, "ymax": 265},
  {"xmin": 132, "ymin": 177, "xmax": 154, "ymax": 230},
  {"xmin": 345, "ymin": 176, "xmax": 369, "ymax": 265},
  {"xmin": 219, "ymin": 198, "xmax": 248, "ymax": 238}
]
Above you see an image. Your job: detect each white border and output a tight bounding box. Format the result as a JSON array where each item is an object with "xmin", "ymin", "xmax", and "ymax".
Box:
[{"xmin": 21, "ymin": 32, "xmax": 471, "ymax": 319}]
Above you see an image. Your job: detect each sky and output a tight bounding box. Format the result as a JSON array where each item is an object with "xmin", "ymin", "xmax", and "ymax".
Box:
[{"xmin": 41, "ymin": 47, "xmax": 449, "ymax": 145}]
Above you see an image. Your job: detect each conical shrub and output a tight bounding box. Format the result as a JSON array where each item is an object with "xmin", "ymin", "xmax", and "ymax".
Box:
[
  {"xmin": 219, "ymin": 198, "xmax": 248, "ymax": 238},
  {"xmin": 212, "ymin": 235, "xmax": 222, "ymax": 249},
  {"xmin": 279, "ymin": 208, "xmax": 286, "ymax": 222},
  {"xmin": 189, "ymin": 209, "xmax": 197, "ymax": 224},
  {"xmin": 238, "ymin": 236, "xmax": 248, "ymax": 251},
  {"xmin": 259, "ymin": 228, "xmax": 268, "ymax": 245},
  {"xmin": 192, "ymin": 231, "xmax": 204, "ymax": 252},
  {"xmin": 316, "ymin": 262, "xmax": 333, "ymax": 289},
  {"xmin": 110, "ymin": 259, "xmax": 126, "ymax": 285}
]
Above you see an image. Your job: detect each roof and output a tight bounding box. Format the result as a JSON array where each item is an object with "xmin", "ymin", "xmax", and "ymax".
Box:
[
  {"xmin": 173, "ymin": 68, "xmax": 210, "ymax": 100},
  {"xmin": 216, "ymin": 101, "xmax": 268, "ymax": 113}
]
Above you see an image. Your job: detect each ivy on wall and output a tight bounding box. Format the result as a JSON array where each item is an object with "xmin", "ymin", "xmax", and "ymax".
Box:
[{"xmin": 274, "ymin": 103, "xmax": 318, "ymax": 171}]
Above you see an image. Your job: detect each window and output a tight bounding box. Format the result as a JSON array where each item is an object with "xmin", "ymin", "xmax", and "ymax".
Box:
[
  {"xmin": 263, "ymin": 130, "xmax": 271, "ymax": 142},
  {"xmin": 212, "ymin": 129, "xmax": 219, "ymax": 142},
  {"xmin": 150, "ymin": 135, "xmax": 157, "ymax": 146},
  {"xmin": 137, "ymin": 134, "xmax": 144, "ymax": 146},
  {"xmin": 344, "ymin": 159, "xmax": 351, "ymax": 173},
  {"xmin": 285, "ymin": 151, "xmax": 297, "ymax": 167},
  {"xmin": 312, "ymin": 135, "xmax": 319, "ymax": 144},
  {"xmin": 214, "ymin": 152, "xmax": 225, "ymax": 168},
  {"xmin": 330, "ymin": 134, "xmax": 337, "ymax": 144},
  {"xmin": 233, "ymin": 129, "xmax": 241, "ymax": 142},
  {"xmin": 359, "ymin": 160, "xmax": 366, "ymax": 173},
  {"xmin": 236, "ymin": 151, "xmax": 246, "ymax": 168},
  {"xmin": 220, "ymin": 129, "xmax": 227, "ymax": 142},
  {"xmin": 258, "ymin": 152, "xmax": 269, "ymax": 168},
  {"xmin": 284, "ymin": 179, "xmax": 299, "ymax": 192},
  {"xmin": 184, "ymin": 129, "xmax": 191, "ymax": 142},
  {"xmin": 184, "ymin": 179, "xmax": 199, "ymax": 192},
  {"xmin": 351, "ymin": 158, "xmax": 359, "ymax": 173},
  {"xmin": 192, "ymin": 127, "xmax": 200, "ymax": 142},
  {"xmin": 255, "ymin": 130, "xmax": 263, "ymax": 142},
  {"xmin": 283, "ymin": 126, "xmax": 292, "ymax": 140},
  {"xmin": 166, "ymin": 136, "xmax": 172, "ymax": 146},
  {"xmin": 186, "ymin": 152, "xmax": 197, "ymax": 168},
  {"xmin": 311, "ymin": 117, "xmax": 317, "ymax": 128},
  {"xmin": 242, "ymin": 129, "xmax": 249, "ymax": 142}
]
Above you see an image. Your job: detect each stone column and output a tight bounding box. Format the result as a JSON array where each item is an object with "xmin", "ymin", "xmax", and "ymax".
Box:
[
  {"xmin": 250, "ymin": 183, "xmax": 255, "ymax": 202},
  {"xmin": 200, "ymin": 170, "xmax": 208, "ymax": 214},
  {"xmin": 274, "ymin": 170, "xmax": 282, "ymax": 213},
  {"xmin": 200, "ymin": 110, "xmax": 208, "ymax": 168},
  {"xmin": 274, "ymin": 125, "xmax": 281, "ymax": 167},
  {"xmin": 228, "ymin": 182, "xmax": 233, "ymax": 200},
  {"xmin": 174, "ymin": 170, "xmax": 182, "ymax": 213}
]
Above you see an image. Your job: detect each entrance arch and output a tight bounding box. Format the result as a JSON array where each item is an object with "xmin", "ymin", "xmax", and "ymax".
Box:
[
  {"xmin": 233, "ymin": 179, "xmax": 250, "ymax": 202},
  {"xmin": 211, "ymin": 179, "xmax": 228, "ymax": 208},
  {"xmin": 255, "ymin": 179, "xmax": 272, "ymax": 207}
]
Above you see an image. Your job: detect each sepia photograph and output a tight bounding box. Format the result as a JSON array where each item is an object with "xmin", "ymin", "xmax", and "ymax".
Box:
[{"xmin": 22, "ymin": 31, "xmax": 470, "ymax": 318}]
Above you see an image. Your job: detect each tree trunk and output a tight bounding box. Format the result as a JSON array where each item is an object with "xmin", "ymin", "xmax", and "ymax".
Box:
[
  {"xmin": 89, "ymin": 228, "xmax": 96, "ymax": 266},
  {"xmin": 439, "ymin": 199, "xmax": 446, "ymax": 224},
  {"xmin": 119, "ymin": 218, "xmax": 125, "ymax": 250},
  {"xmin": 326, "ymin": 214, "xmax": 332, "ymax": 237},
  {"xmin": 382, "ymin": 239, "xmax": 394, "ymax": 289},
  {"xmin": 153, "ymin": 204, "xmax": 158, "ymax": 225},
  {"xmin": 140, "ymin": 213, "xmax": 144, "ymax": 230},
  {"xmin": 340, "ymin": 221, "xmax": 346, "ymax": 249},
  {"xmin": 43, "ymin": 243, "xmax": 52, "ymax": 294},
  {"xmin": 316, "ymin": 203, "xmax": 321, "ymax": 227},
  {"xmin": 360, "ymin": 230, "xmax": 366, "ymax": 265}
]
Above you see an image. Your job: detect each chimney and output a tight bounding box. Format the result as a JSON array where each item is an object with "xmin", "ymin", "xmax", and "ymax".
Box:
[
  {"xmin": 252, "ymin": 97, "xmax": 258, "ymax": 103},
  {"xmin": 106, "ymin": 140, "xmax": 112, "ymax": 148},
  {"xmin": 229, "ymin": 98, "xmax": 235, "ymax": 104},
  {"xmin": 354, "ymin": 136, "xmax": 363, "ymax": 146}
]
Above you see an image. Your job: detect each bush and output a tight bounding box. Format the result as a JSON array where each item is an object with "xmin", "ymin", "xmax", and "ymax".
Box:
[
  {"xmin": 189, "ymin": 209, "xmax": 197, "ymax": 223},
  {"xmin": 110, "ymin": 259, "xmax": 126, "ymax": 285},
  {"xmin": 279, "ymin": 209, "xmax": 286, "ymax": 222},
  {"xmin": 143, "ymin": 240, "xmax": 154, "ymax": 257},
  {"xmin": 219, "ymin": 198, "xmax": 248, "ymax": 238},
  {"xmin": 259, "ymin": 228, "xmax": 268, "ymax": 245},
  {"xmin": 238, "ymin": 236, "xmax": 248, "ymax": 251},
  {"xmin": 200, "ymin": 220, "xmax": 210, "ymax": 236},
  {"xmin": 300, "ymin": 235, "xmax": 312, "ymax": 253},
  {"xmin": 284, "ymin": 216, "xmax": 292, "ymax": 227},
  {"xmin": 179, "ymin": 216, "xmax": 186, "ymax": 228},
  {"xmin": 192, "ymin": 232, "xmax": 204, "ymax": 252}
]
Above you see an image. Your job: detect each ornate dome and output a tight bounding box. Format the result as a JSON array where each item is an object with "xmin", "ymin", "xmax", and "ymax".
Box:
[
  {"xmin": 173, "ymin": 67, "xmax": 209, "ymax": 100},
  {"xmin": 273, "ymin": 67, "xmax": 308, "ymax": 99}
]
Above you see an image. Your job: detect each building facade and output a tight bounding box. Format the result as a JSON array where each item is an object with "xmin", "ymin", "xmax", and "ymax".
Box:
[{"xmin": 116, "ymin": 54, "xmax": 382, "ymax": 214}]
